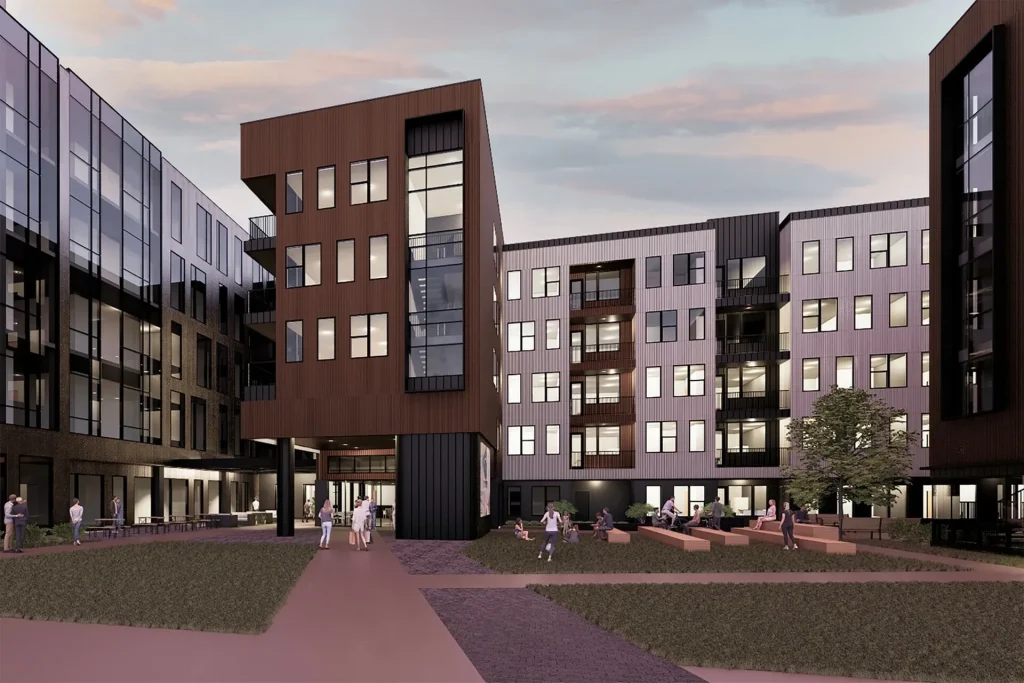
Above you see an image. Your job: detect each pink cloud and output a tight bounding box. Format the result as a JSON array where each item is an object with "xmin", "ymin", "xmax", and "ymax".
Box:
[{"xmin": 9, "ymin": 0, "xmax": 177, "ymax": 46}]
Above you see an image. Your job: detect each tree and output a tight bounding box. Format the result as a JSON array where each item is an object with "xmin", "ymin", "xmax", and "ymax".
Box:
[{"xmin": 783, "ymin": 387, "xmax": 916, "ymax": 539}]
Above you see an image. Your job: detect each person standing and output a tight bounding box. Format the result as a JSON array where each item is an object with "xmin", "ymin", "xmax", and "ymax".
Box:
[
  {"xmin": 3, "ymin": 494, "xmax": 15, "ymax": 553},
  {"xmin": 780, "ymin": 502, "xmax": 798, "ymax": 551},
  {"xmin": 537, "ymin": 503, "xmax": 561, "ymax": 562},
  {"xmin": 252, "ymin": 498, "xmax": 260, "ymax": 512},
  {"xmin": 367, "ymin": 496, "xmax": 377, "ymax": 544},
  {"xmin": 318, "ymin": 500, "xmax": 333, "ymax": 549},
  {"xmin": 111, "ymin": 497, "xmax": 124, "ymax": 537},
  {"xmin": 302, "ymin": 499, "xmax": 312, "ymax": 523},
  {"xmin": 11, "ymin": 497, "xmax": 28, "ymax": 552},
  {"xmin": 70, "ymin": 498, "xmax": 85, "ymax": 546},
  {"xmin": 711, "ymin": 496, "xmax": 724, "ymax": 530},
  {"xmin": 351, "ymin": 499, "xmax": 369, "ymax": 551}
]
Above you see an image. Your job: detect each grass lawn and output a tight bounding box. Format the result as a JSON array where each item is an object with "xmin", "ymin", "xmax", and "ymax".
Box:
[
  {"xmin": 463, "ymin": 532, "xmax": 962, "ymax": 574},
  {"xmin": 0, "ymin": 542, "xmax": 315, "ymax": 633},
  {"xmin": 534, "ymin": 582, "xmax": 1024, "ymax": 682},
  {"xmin": 860, "ymin": 539, "xmax": 1024, "ymax": 569}
]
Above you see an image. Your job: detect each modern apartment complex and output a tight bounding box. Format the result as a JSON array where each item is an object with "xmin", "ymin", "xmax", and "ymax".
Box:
[
  {"xmin": 928, "ymin": 0, "xmax": 1024, "ymax": 524},
  {"xmin": 0, "ymin": 7, "xmax": 261, "ymax": 527},
  {"xmin": 238, "ymin": 82, "xmax": 503, "ymax": 540}
]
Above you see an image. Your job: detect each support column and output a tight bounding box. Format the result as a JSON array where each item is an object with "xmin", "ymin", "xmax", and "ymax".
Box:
[
  {"xmin": 276, "ymin": 438, "xmax": 295, "ymax": 537},
  {"xmin": 151, "ymin": 466, "xmax": 165, "ymax": 520},
  {"xmin": 314, "ymin": 480, "xmax": 329, "ymax": 525}
]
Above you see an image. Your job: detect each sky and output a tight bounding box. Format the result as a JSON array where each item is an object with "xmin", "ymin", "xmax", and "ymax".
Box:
[{"xmin": 8, "ymin": 0, "xmax": 973, "ymax": 243}]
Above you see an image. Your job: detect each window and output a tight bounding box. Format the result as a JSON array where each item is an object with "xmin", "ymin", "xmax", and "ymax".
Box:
[
  {"xmin": 169, "ymin": 182, "xmax": 182, "ymax": 242},
  {"xmin": 369, "ymin": 235, "xmax": 388, "ymax": 280},
  {"xmin": 218, "ymin": 285, "xmax": 229, "ymax": 335},
  {"xmin": 546, "ymin": 319, "xmax": 560, "ymax": 349},
  {"xmin": 921, "ymin": 291, "xmax": 930, "ymax": 326},
  {"xmin": 285, "ymin": 321, "xmax": 303, "ymax": 362},
  {"xmin": 217, "ymin": 222, "xmax": 228, "ymax": 275},
  {"xmin": 507, "ymin": 374, "xmax": 521, "ymax": 404},
  {"xmin": 285, "ymin": 171, "xmax": 303, "ymax": 213},
  {"xmin": 889, "ymin": 293, "xmax": 908, "ymax": 328},
  {"xmin": 350, "ymin": 313, "xmax": 388, "ymax": 358},
  {"xmin": 317, "ymin": 166, "xmax": 335, "ymax": 209},
  {"xmin": 921, "ymin": 229, "xmax": 930, "ymax": 264},
  {"xmin": 192, "ymin": 397, "xmax": 207, "ymax": 451},
  {"xmin": 531, "ymin": 267, "xmax": 559, "ymax": 298},
  {"xmin": 196, "ymin": 335, "xmax": 212, "ymax": 388},
  {"xmin": 836, "ymin": 237, "xmax": 854, "ymax": 272},
  {"xmin": 507, "ymin": 271, "xmax": 521, "ymax": 300},
  {"xmin": 689, "ymin": 420, "xmax": 705, "ymax": 452},
  {"xmin": 191, "ymin": 266, "xmax": 206, "ymax": 323},
  {"xmin": 218, "ymin": 404, "xmax": 229, "ymax": 454},
  {"xmin": 673, "ymin": 365, "xmax": 706, "ymax": 396},
  {"xmin": 196, "ymin": 205, "xmax": 212, "ymax": 264},
  {"xmin": 531, "ymin": 373, "xmax": 560, "ymax": 403},
  {"xmin": 688, "ymin": 308, "xmax": 706, "ymax": 341},
  {"xmin": 870, "ymin": 354, "xmax": 908, "ymax": 389},
  {"xmin": 802, "ymin": 240, "xmax": 820, "ymax": 275},
  {"xmin": 802, "ymin": 358, "xmax": 820, "ymax": 392},
  {"xmin": 170, "ymin": 322, "xmax": 182, "ymax": 379},
  {"xmin": 921, "ymin": 413, "xmax": 930, "ymax": 448},
  {"xmin": 336, "ymin": 239, "xmax": 354, "ymax": 283},
  {"xmin": 508, "ymin": 426, "xmax": 536, "ymax": 455},
  {"xmin": 869, "ymin": 232, "xmax": 908, "ymax": 268},
  {"xmin": 350, "ymin": 158, "xmax": 387, "ymax": 204},
  {"xmin": 645, "ymin": 310, "xmax": 677, "ymax": 343},
  {"xmin": 645, "ymin": 256, "xmax": 662, "ymax": 288},
  {"xmin": 285, "ymin": 244, "xmax": 322, "ymax": 288},
  {"xmin": 233, "ymin": 237, "xmax": 242, "ymax": 285},
  {"xmin": 646, "ymin": 421, "xmax": 677, "ymax": 453},
  {"xmin": 802, "ymin": 298, "xmax": 838, "ymax": 333},
  {"xmin": 921, "ymin": 352, "xmax": 930, "ymax": 387},
  {"xmin": 507, "ymin": 321, "xmax": 535, "ymax": 352},
  {"xmin": 546, "ymin": 425, "xmax": 560, "ymax": 455},
  {"xmin": 583, "ymin": 374, "xmax": 621, "ymax": 403},
  {"xmin": 836, "ymin": 356, "xmax": 854, "ymax": 389},
  {"xmin": 170, "ymin": 391, "xmax": 184, "ymax": 447},
  {"xmin": 673, "ymin": 252, "xmax": 706, "ymax": 286},
  {"xmin": 645, "ymin": 367, "xmax": 661, "ymax": 398},
  {"xmin": 170, "ymin": 252, "xmax": 185, "ymax": 311},
  {"xmin": 317, "ymin": 318, "xmax": 335, "ymax": 360},
  {"xmin": 854, "ymin": 295, "xmax": 873, "ymax": 330},
  {"xmin": 890, "ymin": 414, "xmax": 907, "ymax": 442}
]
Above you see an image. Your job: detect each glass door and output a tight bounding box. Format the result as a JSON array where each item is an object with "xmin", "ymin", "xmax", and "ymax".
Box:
[{"xmin": 570, "ymin": 331, "xmax": 583, "ymax": 363}]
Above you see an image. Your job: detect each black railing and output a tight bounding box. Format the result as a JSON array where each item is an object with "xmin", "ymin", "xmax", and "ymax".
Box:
[
  {"xmin": 570, "ymin": 288, "xmax": 634, "ymax": 311},
  {"xmin": 715, "ymin": 390, "xmax": 791, "ymax": 411},
  {"xmin": 249, "ymin": 215, "xmax": 276, "ymax": 240},
  {"xmin": 569, "ymin": 451, "xmax": 636, "ymax": 469},
  {"xmin": 931, "ymin": 519, "xmax": 1024, "ymax": 556},
  {"xmin": 408, "ymin": 230, "xmax": 464, "ymax": 267},
  {"xmin": 716, "ymin": 332, "xmax": 790, "ymax": 355},
  {"xmin": 247, "ymin": 285, "xmax": 276, "ymax": 315},
  {"xmin": 715, "ymin": 275, "xmax": 791, "ymax": 298},
  {"xmin": 570, "ymin": 397, "xmax": 634, "ymax": 418},
  {"xmin": 570, "ymin": 342, "xmax": 634, "ymax": 364},
  {"xmin": 715, "ymin": 448, "xmax": 788, "ymax": 468}
]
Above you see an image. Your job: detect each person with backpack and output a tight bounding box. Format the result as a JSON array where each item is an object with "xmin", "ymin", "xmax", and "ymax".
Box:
[{"xmin": 537, "ymin": 503, "xmax": 561, "ymax": 562}]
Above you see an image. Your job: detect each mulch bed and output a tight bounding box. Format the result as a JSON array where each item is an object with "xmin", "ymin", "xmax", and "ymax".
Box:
[{"xmin": 390, "ymin": 540, "xmax": 494, "ymax": 574}]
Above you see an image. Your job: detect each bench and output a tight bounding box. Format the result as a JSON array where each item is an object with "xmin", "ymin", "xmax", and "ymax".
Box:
[
  {"xmin": 690, "ymin": 527, "xmax": 749, "ymax": 546},
  {"xmin": 606, "ymin": 528, "xmax": 630, "ymax": 544},
  {"xmin": 836, "ymin": 517, "xmax": 885, "ymax": 539},
  {"xmin": 84, "ymin": 526, "xmax": 111, "ymax": 540},
  {"xmin": 756, "ymin": 520, "xmax": 840, "ymax": 540},
  {"xmin": 638, "ymin": 526, "xmax": 711, "ymax": 551},
  {"xmin": 811, "ymin": 514, "xmax": 847, "ymax": 527},
  {"xmin": 734, "ymin": 528, "xmax": 856, "ymax": 554}
]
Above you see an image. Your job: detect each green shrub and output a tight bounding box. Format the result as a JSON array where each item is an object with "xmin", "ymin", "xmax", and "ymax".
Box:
[
  {"xmin": 702, "ymin": 503, "xmax": 736, "ymax": 518},
  {"xmin": 551, "ymin": 499, "xmax": 578, "ymax": 517},
  {"xmin": 50, "ymin": 523, "xmax": 77, "ymax": 542},
  {"xmin": 22, "ymin": 524, "xmax": 46, "ymax": 548},
  {"xmin": 889, "ymin": 519, "xmax": 931, "ymax": 543},
  {"xmin": 625, "ymin": 503, "xmax": 656, "ymax": 523}
]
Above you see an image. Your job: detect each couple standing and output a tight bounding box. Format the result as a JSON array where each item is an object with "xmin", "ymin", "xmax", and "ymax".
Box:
[{"xmin": 317, "ymin": 498, "xmax": 375, "ymax": 550}]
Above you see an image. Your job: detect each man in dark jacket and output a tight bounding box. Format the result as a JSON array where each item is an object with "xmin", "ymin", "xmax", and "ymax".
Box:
[
  {"xmin": 711, "ymin": 497, "xmax": 724, "ymax": 530},
  {"xmin": 10, "ymin": 497, "xmax": 28, "ymax": 553}
]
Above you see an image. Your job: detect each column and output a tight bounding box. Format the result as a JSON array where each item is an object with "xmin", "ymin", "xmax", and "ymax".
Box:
[
  {"xmin": 276, "ymin": 438, "xmax": 295, "ymax": 537},
  {"xmin": 151, "ymin": 466, "xmax": 165, "ymax": 520},
  {"xmin": 314, "ymin": 480, "xmax": 329, "ymax": 526}
]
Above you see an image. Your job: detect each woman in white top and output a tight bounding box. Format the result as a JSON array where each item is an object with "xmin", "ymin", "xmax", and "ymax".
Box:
[
  {"xmin": 537, "ymin": 503, "xmax": 561, "ymax": 562},
  {"xmin": 69, "ymin": 498, "xmax": 84, "ymax": 546},
  {"xmin": 351, "ymin": 499, "xmax": 370, "ymax": 551},
  {"xmin": 753, "ymin": 499, "xmax": 778, "ymax": 530}
]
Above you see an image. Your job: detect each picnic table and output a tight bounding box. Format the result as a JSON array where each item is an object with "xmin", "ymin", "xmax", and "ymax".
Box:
[{"xmin": 86, "ymin": 518, "xmax": 130, "ymax": 539}]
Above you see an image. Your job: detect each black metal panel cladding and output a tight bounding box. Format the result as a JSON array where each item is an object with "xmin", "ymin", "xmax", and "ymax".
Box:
[
  {"xmin": 406, "ymin": 375, "xmax": 466, "ymax": 393},
  {"xmin": 397, "ymin": 433, "xmax": 482, "ymax": 541},
  {"xmin": 709, "ymin": 212, "xmax": 780, "ymax": 272},
  {"xmin": 405, "ymin": 111, "xmax": 465, "ymax": 156},
  {"xmin": 778, "ymin": 197, "xmax": 929, "ymax": 231}
]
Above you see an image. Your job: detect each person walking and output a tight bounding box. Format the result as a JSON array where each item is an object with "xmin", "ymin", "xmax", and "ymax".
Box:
[
  {"xmin": 111, "ymin": 497, "xmax": 124, "ymax": 537},
  {"xmin": 318, "ymin": 500, "xmax": 333, "ymax": 549},
  {"xmin": 711, "ymin": 496, "xmax": 724, "ymax": 530},
  {"xmin": 302, "ymin": 499, "xmax": 312, "ymax": 523},
  {"xmin": 780, "ymin": 502, "xmax": 798, "ymax": 550},
  {"xmin": 4, "ymin": 494, "xmax": 15, "ymax": 553},
  {"xmin": 367, "ymin": 496, "xmax": 377, "ymax": 544},
  {"xmin": 352, "ymin": 499, "xmax": 369, "ymax": 551},
  {"xmin": 537, "ymin": 503, "xmax": 561, "ymax": 562},
  {"xmin": 11, "ymin": 497, "xmax": 28, "ymax": 552},
  {"xmin": 70, "ymin": 498, "xmax": 85, "ymax": 546}
]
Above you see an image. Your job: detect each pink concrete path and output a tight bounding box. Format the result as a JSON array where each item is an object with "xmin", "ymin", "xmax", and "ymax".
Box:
[{"xmin": 0, "ymin": 534, "xmax": 481, "ymax": 683}]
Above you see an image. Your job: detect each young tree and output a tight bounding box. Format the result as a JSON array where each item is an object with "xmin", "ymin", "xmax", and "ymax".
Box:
[{"xmin": 783, "ymin": 387, "xmax": 916, "ymax": 539}]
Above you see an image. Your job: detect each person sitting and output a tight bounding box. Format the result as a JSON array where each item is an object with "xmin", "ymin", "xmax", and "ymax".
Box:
[
  {"xmin": 659, "ymin": 496, "xmax": 677, "ymax": 527},
  {"xmin": 561, "ymin": 511, "xmax": 573, "ymax": 537},
  {"xmin": 565, "ymin": 525, "xmax": 580, "ymax": 544},
  {"xmin": 596, "ymin": 508, "xmax": 614, "ymax": 540},
  {"xmin": 794, "ymin": 505, "xmax": 810, "ymax": 524},
  {"xmin": 753, "ymin": 499, "xmax": 777, "ymax": 530},
  {"xmin": 683, "ymin": 505, "xmax": 702, "ymax": 535},
  {"xmin": 514, "ymin": 518, "xmax": 533, "ymax": 541}
]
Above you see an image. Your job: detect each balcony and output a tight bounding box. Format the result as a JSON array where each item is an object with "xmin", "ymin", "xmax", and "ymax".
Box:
[
  {"xmin": 569, "ymin": 451, "xmax": 636, "ymax": 470},
  {"xmin": 570, "ymin": 397, "xmax": 635, "ymax": 426},
  {"xmin": 716, "ymin": 390, "xmax": 791, "ymax": 413},
  {"xmin": 715, "ymin": 448, "xmax": 790, "ymax": 469},
  {"xmin": 244, "ymin": 215, "xmax": 276, "ymax": 274},
  {"xmin": 570, "ymin": 342, "xmax": 635, "ymax": 372},
  {"xmin": 716, "ymin": 332, "xmax": 790, "ymax": 357},
  {"xmin": 245, "ymin": 285, "xmax": 276, "ymax": 340},
  {"xmin": 243, "ymin": 360, "xmax": 275, "ymax": 402},
  {"xmin": 569, "ymin": 288, "xmax": 635, "ymax": 319},
  {"xmin": 716, "ymin": 275, "xmax": 791, "ymax": 301}
]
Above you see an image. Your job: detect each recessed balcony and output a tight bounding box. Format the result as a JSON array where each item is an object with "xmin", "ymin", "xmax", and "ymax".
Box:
[
  {"xmin": 244, "ymin": 215, "xmax": 277, "ymax": 275},
  {"xmin": 569, "ymin": 288, "xmax": 635, "ymax": 320},
  {"xmin": 570, "ymin": 397, "xmax": 635, "ymax": 427},
  {"xmin": 716, "ymin": 332, "xmax": 790, "ymax": 356},
  {"xmin": 569, "ymin": 450, "xmax": 636, "ymax": 470},
  {"xmin": 570, "ymin": 342, "xmax": 635, "ymax": 372},
  {"xmin": 715, "ymin": 390, "xmax": 791, "ymax": 412},
  {"xmin": 245, "ymin": 285, "xmax": 276, "ymax": 340},
  {"xmin": 715, "ymin": 448, "xmax": 790, "ymax": 469}
]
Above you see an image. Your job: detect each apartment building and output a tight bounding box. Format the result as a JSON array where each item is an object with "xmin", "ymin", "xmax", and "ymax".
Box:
[
  {"xmin": 929, "ymin": 0, "xmax": 1024, "ymax": 525},
  {"xmin": 0, "ymin": 7, "xmax": 258, "ymax": 527},
  {"xmin": 238, "ymin": 82, "xmax": 503, "ymax": 540}
]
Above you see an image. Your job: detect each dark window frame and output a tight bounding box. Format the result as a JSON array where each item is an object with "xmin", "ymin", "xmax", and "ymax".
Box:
[
  {"xmin": 285, "ymin": 170, "xmax": 304, "ymax": 214},
  {"xmin": 835, "ymin": 236, "xmax": 854, "ymax": 272},
  {"xmin": 285, "ymin": 243, "xmax": 322, "ymax": 289},
  {"xmin": 672, "ymin": 251, "xmax": 706, "ymax": 286},
  {"xmin": 889, "ymin": 292, "xmax": 909, "ymax": 328},
  {"xmin": 645, "ymin": 256, "xmax": 662, "ymax": 289},
  {"xmin": 802, "ymin": 358, "xmax": 821, "ymax": 392},
  {"xmin": 350, "ymin": 157, "xmax": 388, "ymax": 204},
  {"xmin": 802, "ymin": 240, "xmax": 820, "ymax": 275},
  {"xmin": 688, "ymin": 308, "xmax": 706, "ymax": 341},
  {"xmin": 801, "ymin": 298, "xmax": 838, "ymax": 333},
  {"xmin": 285, "ymin": 319, "xmax": 304, "ymax": 363},
  {"xmin": 645, "ymin": 310, "xmax": 677, "ymax": 343},
  {"xmin": 317, "ymin": 165, "xmax": 336, "ymax": 210},
  {"xmin": 869, "ymin": 231, "xmax": 909, "ymax": 269},
  {"xmin": 854, "ymin": 294, "xmax": 873, "ymax": 330},
  {"xmin": 646, "ymin": 420, "xmax": 677, "ymax": 453}
]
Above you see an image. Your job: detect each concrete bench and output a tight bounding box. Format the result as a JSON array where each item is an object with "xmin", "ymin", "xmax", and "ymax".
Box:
[
  {"xmin": 606, "ymin": 528, "xmax": 630, "ymax": 544},
  {"xmin": 690, "ymin": 527, "xmax": 749, "ymax": 546},
  {"xmin": 638, "ymin": 526, "xmax": 711, "ymax": 552},
  {"xmin": 756, "ymin": 520, "xmax": 840, "ymax": 540},
  {"xmin": 836, "ymin": 518, "xmax": 885, "ymax": 539},
  {"xmin": 734, "ymin": 528, "xmax": 856, "ymax": 554}
]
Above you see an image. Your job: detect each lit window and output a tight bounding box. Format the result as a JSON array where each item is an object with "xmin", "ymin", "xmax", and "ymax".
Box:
[
  {"xmin": 870, "ymin": 354, "xmax": 908, "ymax": 389},
  {"xmin": 531, "ymin": 372, "xmax": 560, "ymax": 403},
  {"xmin": 351, "ymin": 313, "xmax": 388, "ymax": 358},
  {"xmin": 836, "ymin": 357, "xmax": 854, "ymax": 389},
  {"xmin": 673, "ymin": 365, "xmax": 705, "ymax": 396},
  {"xmin": 285, "ymin": 244, "xmax": 321, "ymax": 288},
  {"xmin": 802, "ymin": 358, "xmax": 820, "ymax": 392},
  {"xmin": 507, "ymin": 374, "xmax": 521, "ymax": 404},
  {"xmin": 854, "ymin": 295, "xmax": 873, "ymax": 330},
  {"xmin": 369, "ymin": 235, "xmax": 388, "ymax": 280},
  {"xmin": 337, "ymin": 240, "xmax": 354, "ymax": 283},
  {"xmin": 546, "ymin": 425, "xmax": 560, "ymax": 455},
  {"xmin": 889, "ymin": 293, "xmax": 908, "ymax": 328},
  {"xmin": 351, "ymin": 158, "xmax": 388, "ymax": 204},
  {"xmin": 507, "ymin": 271, "xmax": 521, "ymax": 301},
  {"xmin": 645, "ymin": 367, "xmax": 661, "ymax": 398},
  {"xmin": 921, "ymin": 413, "xmax": 930, "ymax": 448},
  {"xmin": 688, "ymin": 420, "xmax": 705, "ymax": 452},
  {"xmin": 921, "ymin": 291, "xmax": 930, "ymax": 326},
  {"xmin": 802, "ymin": 241, "xmax": 820, "ymax": 275},
  {"xmin": 317, "ymin": 318, "xmax": 335, "ymax": 361},
  {"xmin": 921, "ymin": 352, "xmax": 930, "ymax": 387},
  {"xmin": 802, "ymin": 299, "xmax": 838, "ymax": 333},
  {"xmin": 507, "ymin": 321, "xmax": 535, "ymax": 352},
  {"xmin": 869, "ymin": 232, "xmax": 908, "ymax": 268},
  {"xmin": 646, "ymin": 421, "xmax": 677, "ymax": 453},
  {"xmin": 531, "ymin": 267, "xmax": 560, "ymax": 298},
  {"xmin": 508, "ymin": 426, "xmax": 535, "ymax": 456},
  {"xmin": 546, "ymin": 319, "xmax": 560, "ymax": 349},
  {"xmin": 835, "ymin": 237, "xmax": 854, "ymax": 272},
  {"xmin": 921, "ymin": 229, "xmax": 930, "ymax": 265},
  {"xmin": 317, "ymin": 166, "xmax": 335, "ymax": 209}
]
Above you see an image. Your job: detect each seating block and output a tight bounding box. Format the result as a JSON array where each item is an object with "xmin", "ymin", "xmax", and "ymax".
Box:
[
  {"xmin": 690, "ymin": 527, "xmax": 749, "ymax": 546},
  {"xmin": 638, "ymin": 526, "xmax": 711, "ymax": 552},
  {"xmin": 606, "ymin": 528, "xmax": 630, "ymax": 544},
  {"xmin": 757, "ymin": 521, "xmax": 840, "ymax": 540},
  {"xmin": 734, "ymin": 528, "xmax": 856, "ymax": 554}
]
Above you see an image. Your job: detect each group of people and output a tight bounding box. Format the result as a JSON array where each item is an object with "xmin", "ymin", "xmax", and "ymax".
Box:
[
  {"xmin": 658, "ymin": 496, "xmax": 726, "ymax": 534},
  {"xmin": 3, "ymin": 495, "xmax": 29, "ymax": 553},
  {"xmin": 751, "ymin": 499, "xmax": 809, "ymax": 550},
  {"xmin": 316, "ymin": 496, "xmax": 380, "ymax": 551},
  {"xmin": 512, "ymin": 504, "xmax": 627, "ymax": 562}
]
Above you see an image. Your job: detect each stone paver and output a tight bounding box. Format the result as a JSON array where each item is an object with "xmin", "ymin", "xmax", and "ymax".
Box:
[{"xmin": 390, "ymin": 539, "xmax": 494, "ymax": 574}]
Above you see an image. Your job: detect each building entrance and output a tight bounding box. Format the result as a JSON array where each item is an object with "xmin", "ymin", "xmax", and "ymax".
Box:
[{"xmin": 330, "ymin": 481, "xmax": 396, "ymax": 528}]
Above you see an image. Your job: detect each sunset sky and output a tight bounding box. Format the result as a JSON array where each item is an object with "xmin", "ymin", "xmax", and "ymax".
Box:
[{"xmin": 9, "ymin": 0, "xmax": 973, "ymax": 242}]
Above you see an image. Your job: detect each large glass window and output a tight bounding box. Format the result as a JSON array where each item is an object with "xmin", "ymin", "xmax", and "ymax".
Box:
[
  {"xmin": 869, "ymin": 232, "xmax": 908, "ymax": 268},
  {"xmin": 507, "ymin": 321, "xmax": 535, "ymax": 352},
  {"xmin": 646, "ymin": 421, "xmax": 677, "ymax": 453},
  {"xmin": 285, "ymin": 244, "xmax": 321, "ymax": 288},
  {"xmin": 802, "ymin": 298, "xmax": 838, "ymax": 333},
  {"xmin": 531, "ymin": 267, "xmax": 559, "ymax": 298},
  {"xmin": 870, "ymin": 354, "xmax": 908, "ymax": 389},
  {"xmin": 351, "ymin": 159, "xmax": 387, "ymax": 204},
  {"xmin": 351, "ymin": 313, "xmax": 388, "ymax": 358},
  {"xmin": 646, "ymin": 310, "xmax": 677, "ymax": 343},
  {"xmin": 675, "ymin": 252, "xmax": 708, "ymax": 286},
  {"xmin": 507, "ymin": 426, "xmax": 536, "ymax": 456},
  {"xmin": 531, "ymin": 372, "xmax": 559, "ymax": 403},
  {"xmin": 673, "ymin": 365, "xmax": 705, "ymax": 397}
]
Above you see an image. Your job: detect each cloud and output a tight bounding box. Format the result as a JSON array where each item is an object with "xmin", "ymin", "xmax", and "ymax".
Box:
[
  {"xmin": 7, "ymin": 0, "xmax": 176, "ymax": 46},
  {"xmin": 818, "ymin": 0, "xmax": 926, "ymax": 15},
  {"xmin": 197, "ymin": 139, "xmax": 240, "ymax": 153}
]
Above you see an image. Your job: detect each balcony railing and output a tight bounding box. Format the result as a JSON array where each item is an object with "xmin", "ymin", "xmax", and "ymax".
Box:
[
  {"xmin": 715, "ymin": 448, "xmax": 790, "ymax": 468},
  {"xmin": 569, "ymin": 450, "xmax": 636, "ymax": 470},
  {"xmin": 716, "ymin": 332, "xmax": 790, "ymax": 355},
  {"xmin": 715, "ymin": 390, "xmax": 791, "ymax": 411},
  {"xmin": 570, "ymin": 342, "xmax": 634, "ymax": 364},
  {"xmin": 716, "ymin": 275, "xmax": 791, "ymax": 298},
  {"xmin": 570, "ymin": 397, "xmax": 635, "ymax": 417},
  {"xmin": 409, "ymin": 230, "xmax": 464, "ymax": 268},
  {"xmin": 243, "ymin": 360, "xmax": 275, "ymax": 401},
  {"xmin": 247, "ymin": 285, "xmax": 276, "ymax": 315},
  {"xmin": 570, "ymin": 288, "xmax": 634, "ymax": 311},
  {"xmin": 249, "ymin": 215, "xmax": 276, "ymax": 240}
]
